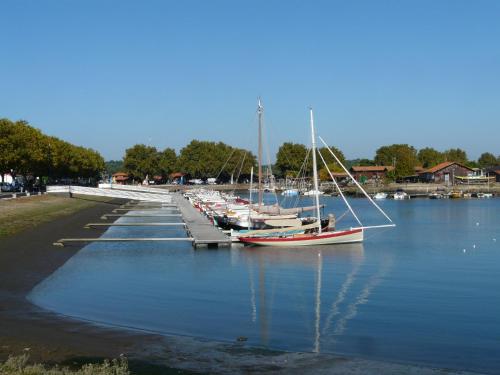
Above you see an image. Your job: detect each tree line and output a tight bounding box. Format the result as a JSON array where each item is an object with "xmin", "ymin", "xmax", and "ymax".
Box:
[
  {"xmin": 119, "ymin": 140, "xmax": 257, "ymax": 183},
  {"xmin": 4, "ymin": 116, "xmax": 496, "ymax": 186},
  {"xmin": 115, "ymin": 141, "xmax": 500, "ymax": 182},
  {"xmin": 0, "ymin": 118, "xmax": 105, "ymax": 184}
]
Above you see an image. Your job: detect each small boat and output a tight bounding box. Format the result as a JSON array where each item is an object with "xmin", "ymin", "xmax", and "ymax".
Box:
[
  {"xmin": 393, "ymin": 190, "xmax": 409, "ymax": 200},
  {"xmin": 303, "ymin": 189, "xmax": 324, "ymax": 196},
  {"xmin": 281, "ymin": 188, "xmax": 299, "ymax": 196},
  {"xmin": 477, "ymin": 192, "xmax": 493, "ymax": 199},
  {"xmin": 449, "ymin": 191, "xmax": 462, "ymax": 199},
  {"xmin": 428, "ymin": 192, "xmax": 443, "ymax": 199},
  {"xmin": 373, "ymin": 192, "xmax": 388, "ymax": 200}
]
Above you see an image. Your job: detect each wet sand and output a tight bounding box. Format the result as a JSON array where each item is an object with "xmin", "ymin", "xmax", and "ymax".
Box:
[{"xmin": 0, "ymin": 196, "xmax": 485, "ymax": 374}]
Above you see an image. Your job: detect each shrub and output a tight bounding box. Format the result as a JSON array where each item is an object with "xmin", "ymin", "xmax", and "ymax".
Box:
[{"xmin": 0, "ymin": 354, "xmax": 130, "ymax": 375}]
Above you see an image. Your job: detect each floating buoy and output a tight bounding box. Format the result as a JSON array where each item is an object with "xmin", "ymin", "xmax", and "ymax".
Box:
[
  {"xmin": 476, "ymin": 222, "xmax": 480, "ymax": 226},
  {"xmin": 463, "ymin": 249, "xmax": 466, "ymax": 253},
  {"xmin": 473, "ymin": 244, "xmax": 476, "ymax": 249}
]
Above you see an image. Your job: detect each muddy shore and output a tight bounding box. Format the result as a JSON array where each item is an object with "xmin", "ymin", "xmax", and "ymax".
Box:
[{"xmin": 0, "ymin": 196, "xmax": 485, "ymax": 374}]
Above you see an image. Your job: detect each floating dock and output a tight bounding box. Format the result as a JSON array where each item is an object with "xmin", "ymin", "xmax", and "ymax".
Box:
[
  {"xmin": 172, "ymin": 193, "xmax": 232, "ymax": 248},
  {"xmin": 101, "ymin": 213, "xmax": 183, "ymax": 219},
  {"xmin": 85, "ymin": 223, "xmax": 186, "ymax": 228},
  {"xmin": 53, "ymin": 237, "xmax": 193, "ymax": 246},
  {"xmin": 47, "ymin": 185, "xmax": 233, "ymax": 248}
]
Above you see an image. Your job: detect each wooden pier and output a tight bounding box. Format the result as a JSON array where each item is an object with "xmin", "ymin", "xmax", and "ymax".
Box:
[
  {"xmin": 101, "ymin": 213, "xmax": 183, "ymax": 219},
  {"xmin": 85, "ymin": 223, "xmax": 186, "ymax": 228},
  {"xmin": 53, "ymin": 237, "xmax": 193, "ymax": 246},
  {"xmin": 172, "ymin": 193, "xmax": 232, "ymax": 248},
  {"xmin": 47, "ymin": 186, "xmax": 233, "ymax": 248}
]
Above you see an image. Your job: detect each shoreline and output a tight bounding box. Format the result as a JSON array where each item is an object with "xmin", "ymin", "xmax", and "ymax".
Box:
[{"xmin": 0, "ymin": 195, "xmax": 487, "ymax": 374}]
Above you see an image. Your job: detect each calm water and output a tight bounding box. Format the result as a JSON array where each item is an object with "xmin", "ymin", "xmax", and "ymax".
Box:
[{"xmin": 29, "ymin": 195, "xmax": 500, "ymax": 373}]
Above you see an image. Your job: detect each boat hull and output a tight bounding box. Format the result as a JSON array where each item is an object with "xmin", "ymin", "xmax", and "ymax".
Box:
[{"xmin": 239, "ymin": 228, "xmax": 363, "ymax": 247}]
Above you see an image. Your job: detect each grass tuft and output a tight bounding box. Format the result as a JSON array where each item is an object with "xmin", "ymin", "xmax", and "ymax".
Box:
[{"xmin": 0, "ymin": 354, "xmax": 130, "ymax": 375}]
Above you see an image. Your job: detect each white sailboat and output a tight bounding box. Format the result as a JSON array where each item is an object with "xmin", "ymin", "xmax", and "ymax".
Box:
[{"xmin": 239, "ymin": 108, "xmax": 395, "ymax": 247}]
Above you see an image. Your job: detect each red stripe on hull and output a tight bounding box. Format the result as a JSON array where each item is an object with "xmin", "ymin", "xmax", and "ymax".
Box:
[{"xmin": 239, "ymin": 228, "xmax": 363, "ymax": 244}]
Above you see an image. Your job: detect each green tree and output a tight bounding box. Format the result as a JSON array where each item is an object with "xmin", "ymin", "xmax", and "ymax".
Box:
[
  {"xmin": 418, "ymin": 147, "xmax": 445, "ymax": 168},
  {"xmin": 177, "ymin": 140, "xmax": 256, "ymax": 181},
  {"xmin": 316, "ymin": 146, "xmax": 346, "ymax": 180},
  {"xmin": 444, "ymin": 148, "xmax": 468, "ymax": 164},
  {"xmin": 158, "ymin": 148, "xmax": 177, "ymax": 178},
  {"xmin": 275, "ymin": 142, "xmax": 308, "ymax": 177},
  {"xmin": 344, "ymin": 158, "xmax": 375, "ymax": 170},
  {"xmin": 477, "ymin": 152, "xmax": 498, "ymax": 168},
  {"xmin": 374, "ymin": 144, "xmax": 418, "ymax": 179},
  {"xmin": 0, "ymin": 119, "xmax": 104, "ymax": 183},
  {"xmin": 0, "ymin": 119, "xmax": 15, "ymax": 181},
  {"xmin": 123, "ymin": 144, "xmax": 160, "ymax": 181},
  {"xmin": 105, "ymin": 160, "xmax": 125, "ymax": 175}
]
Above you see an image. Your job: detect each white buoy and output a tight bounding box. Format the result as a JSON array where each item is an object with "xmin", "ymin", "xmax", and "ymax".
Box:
[
  {"xmin": 476, "ymin": 222, "xmax": 480, "ymax": 226},
  {"xmin": 493, "ymin": 238, "xmax": 497, "ymax": 242},
  {"xmin": 472, "ymin": 244, "xmax": 476, "ymax": 249},
  {"xmin": 463, "ymin": 249, "xmax": 466, "ymax": 253}
]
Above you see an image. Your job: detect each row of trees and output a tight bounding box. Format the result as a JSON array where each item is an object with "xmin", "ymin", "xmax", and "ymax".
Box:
[
  {"xmin": 117, "ymin": 140, "xmax": 499, "ymax": 182},
  {"xmin": 0, "ymin": 118, "xmax": 105, "ymax": 183},
  {"xmin": 374, "ymin": 144, "xmax": 500, "ymax": 179},
  {"xmin": 122, "ymin": 141, "xmax": 257, "ymax": 182}
]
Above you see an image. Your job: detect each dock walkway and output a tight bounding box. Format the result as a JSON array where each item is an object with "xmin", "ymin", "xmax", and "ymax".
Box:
[{"xmin": 172, "ymin": 193, "xmax": 231, "ymax": 248}]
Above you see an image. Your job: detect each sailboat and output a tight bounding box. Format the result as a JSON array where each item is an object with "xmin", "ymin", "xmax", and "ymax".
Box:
[
  {"xmin": 226, "ymin": 99, "xmax": 317, "ymax": 232},
  {"xmin": 239, "ymin": 108, "xmax": 395, "ymax": 246},
  {"xmin": 251, "ymin": 99, "xmax": 318, "ymax": 216}
]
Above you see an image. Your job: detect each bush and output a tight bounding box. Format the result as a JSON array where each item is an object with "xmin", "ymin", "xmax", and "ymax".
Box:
[{"xmin": 0, "ymin": 354, "xmax": 130, "ymax": 375}]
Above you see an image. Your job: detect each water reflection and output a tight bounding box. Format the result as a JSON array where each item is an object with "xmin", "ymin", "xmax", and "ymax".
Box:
[{"xmin": 238, "ymin": 244, "xmax": 367, "ymax": 352}]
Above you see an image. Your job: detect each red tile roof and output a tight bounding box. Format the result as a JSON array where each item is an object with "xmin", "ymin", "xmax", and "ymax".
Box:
[
  {"xmin": 420, "ymin": 162, "xmax": 473, "ymax": 174},
  {"xmin": 351, "ymin": 166, "xmax": 394, "ymax": 172},
  {"xmin": 170, "ymin": 172, "xmax": 186, "ymax": 178}
]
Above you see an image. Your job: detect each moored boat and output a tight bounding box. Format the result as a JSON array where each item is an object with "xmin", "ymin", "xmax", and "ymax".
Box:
[
  {"xmin": 239, "ymin": 108, "xmax": 395, "ymax": 247},
  {"xmin": 373, "ymin": 192, "xmax": 388, "ymax": 200},
  {"xmin": 393, "ymin": 190, "xmax": 409, "ymax": 200}
]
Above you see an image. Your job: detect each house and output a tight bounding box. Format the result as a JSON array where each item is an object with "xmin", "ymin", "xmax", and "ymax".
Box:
[
  {"xmin": 487, "ymin": 169, "xmax": 500, "ymax": 183},
  {"xmin": 418, "ymin": 162, "xmax": 474, "ymax": 184},
  {"xmin": 399, "ymin": 166, "xmax": 425, "ymax": 183},
  {"xmin": 112, "ymin": 172, "xmax": 129, "ymax": 184},
  {"xmin": 349, "ymin": 166, "xmax": 394, "ymax": 183},
  {"xmin": 169, "ymin": 172, "xmax": 186, "ymax": 185}
]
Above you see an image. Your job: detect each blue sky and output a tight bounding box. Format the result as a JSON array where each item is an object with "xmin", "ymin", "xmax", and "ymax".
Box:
[{"xmin": 1, "ymin": 0, "xmax": 499, "ymax": 161}]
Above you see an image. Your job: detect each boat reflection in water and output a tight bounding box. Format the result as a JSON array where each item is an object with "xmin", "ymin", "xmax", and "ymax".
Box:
[{"xmin": 233, "ymin": 243, "xmax": 393, "ymax": 353}]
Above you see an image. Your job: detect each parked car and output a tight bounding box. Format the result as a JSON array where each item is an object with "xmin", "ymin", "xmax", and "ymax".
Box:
[{"xmin": 1, "ymin": 182, "xmax": 15, "ymax": 192}]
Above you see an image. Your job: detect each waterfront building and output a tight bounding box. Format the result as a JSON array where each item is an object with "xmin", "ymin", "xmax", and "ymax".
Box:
[
  {"xmin": 349, "ymin": 166, "xmax": 394, "ymax": 183},
  {"xmin": 112, "ymin": 172, "xmax": 129, "ymax": 184},
  {"xmin": 418, "ymin": 162, "xmax": 474, "ymax": 184}
]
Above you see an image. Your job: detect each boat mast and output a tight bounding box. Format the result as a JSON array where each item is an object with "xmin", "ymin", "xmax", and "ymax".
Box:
[
  {"xmin": 258, "ymin": 98, "xmax": 263, "ymax": 207},
  {"xmin": 310, "ymin": 108, "xmax": 322, "ymax": 233},
  {"xmin": 249, "ymin": 166, "xmax": 254, "ymax": 229}
]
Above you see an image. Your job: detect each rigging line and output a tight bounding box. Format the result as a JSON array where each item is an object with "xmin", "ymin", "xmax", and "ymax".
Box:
[
  {"xmin": 231, "ymin": 152, "xmax": 248, "ymax": 196},
  {"xmin": 215, "ymin": 148, "xmax": 236, "ymax": 181},
  {"xmin": 319, "ymin": 136, "xmax": 395, "ymax": 225},
  {"xmin": 363, "ymin": 226, "xmax": 393, "ymax": 241},
  {"xmin": 336, "ymin": 209, "xmax": 350, "ymax": 223},
  {"xmin": 291, "ymin": 148, "xmax": 311, "ymax": 209},
  {"xmin": 235, "ymin": 152, "xmax": 247, "ymax": 183},
  {"xmin": 262, "ymin": 116, "xmax": 280, "ymax": 207},
  {"xmin": 318, "ymin": 149, "xmax": 363, "ymax": 227}
]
